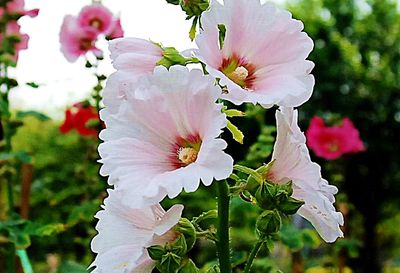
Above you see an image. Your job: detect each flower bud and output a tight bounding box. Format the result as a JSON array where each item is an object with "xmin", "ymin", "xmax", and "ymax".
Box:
[
  {"xmin": 255, "ymin": 182, "xmax": 277, "ymax": 210},
  {"xmin": 256, "ymin": 210, "xmax": 282, "ymax": 237},
  {"xmin": 174, "ymin": 218, "xmax": 196, "ymax": 250},
  {"xmin": 179, "ymin": 0, "xmax": 209, "ymax": 18},
  {"xmin": 169, "ymin": 234, "xmax": 188, "ymax": 256},
  {"xmin": 157, "ymin": 47, "xmax": 190, "ymax": 69},
  {"xmin": 158, "ymin": 252, "xmax": 182, "ymax": 273},
  {"xmin": 148, "ymin": 245, "xmax": 167, "ymax": 261},
  {"xmin": 278, "ymin": 197, "xmax": 304, "ymax": 215},
  {"xmin": 178, "ymin": 259, "xmax": 199, "ymax": 273}
]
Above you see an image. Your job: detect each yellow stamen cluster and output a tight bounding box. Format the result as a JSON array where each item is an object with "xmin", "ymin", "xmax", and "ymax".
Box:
[
  {"xmin": 229, "ymin": 66, "xmax": 249, "ymax": 84},
  {"xmin": 177, "ymin": 147, "xmax": 198, "ymax": 165}
]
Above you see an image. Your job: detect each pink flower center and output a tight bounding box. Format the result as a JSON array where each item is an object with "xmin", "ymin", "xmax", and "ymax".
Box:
[
  {"xmin": 89, "ymin": 18, "xmax": 103, "ymax": 31},
  {"xmin": 327, "ymin": 141, "xmax": 340, "ymax": 152},
  {"xmin": 220, "ymin": 55, "xmax": 256, "ymax": 89},
  {"xmin": 79, "ymin": 38, "xmax": 94, "ymax": 51},
  {"xmin": 170, "ymin": 134, "xmax": 202, "ymax": 168}
]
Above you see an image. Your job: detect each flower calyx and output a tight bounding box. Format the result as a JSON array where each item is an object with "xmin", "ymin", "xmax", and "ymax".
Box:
[{"xmin": 157, "ymin": 46, "xmax": 199, "ymax": 69}]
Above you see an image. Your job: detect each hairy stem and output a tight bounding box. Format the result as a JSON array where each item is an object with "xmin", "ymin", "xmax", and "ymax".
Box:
[
  {"xmin": 217, "ymin": 180, "xmax": 231, "ymax": 273},
  {"xmin": 243, "ymin": 240, "xmax": 263, "ymax": 273},
  {"xmin": 17, "ymin": 250, "xmax": 34, "ymax": 273}
]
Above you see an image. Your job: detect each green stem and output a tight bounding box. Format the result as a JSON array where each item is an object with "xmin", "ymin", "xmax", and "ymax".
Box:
[
  {"xmin": 216, "ymin": 180, "xmax": 231, "ymax": 273},
  {"xmin": 16, "ymin": 250, "xmax": 34, "ymax": 273},
  {"xmin": 243, "ymin": 240, "xmax": 263, "ymax": 273}
]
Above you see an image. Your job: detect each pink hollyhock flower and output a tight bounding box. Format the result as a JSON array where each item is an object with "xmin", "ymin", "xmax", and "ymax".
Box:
[
  {"xmin": 77, "ymin": 4, "xmax": 114, "ymax": 34},
  {"xmin": 0, "ymin": 22, "xmax": 29, "ymax": 62},
  {"xmin": 266, "ymin": 108, "xmax": 343, "ymax": 242},
  {"xmin": 102, "ymin": 37, "xmax": 163, "ymax": 114},
  {"xmin": 106, "ymin": 18, "xmax": 124, "ymax": 40},
  {"xmin": 60, "ymin": 102, "xmax": 99, "ymax": 137},
  {"xmin": 5, "ymin": 0, "xmax": 39, "ymax": 18},
  {"xmin": 90, "ymin": 190, "xmax": 183, "ymax": 273},
  {"xmin": 59, "ymin": 15, "xmax": 102, "ymax": 62},
  {"xmin": 306, "ymin": 116, "xmax": 365, "ymax": 160},
  {"xmin": 195, "ymin": 0, "xmax": 314, "ymax": 108},
  {"xmin": 99, "ymin": 66, "xmax": 233, "ymax": 208}
]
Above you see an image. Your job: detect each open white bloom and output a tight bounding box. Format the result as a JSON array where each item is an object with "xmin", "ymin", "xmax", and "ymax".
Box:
[
  {"xmin": 195, "ymin": 0, "xmax": 314, "ymax": 108},
  {"xmin": 103, "ymin": 38, "xmax": 163, "ymax": 114},
  {"xmin": 267, "ymin": 107, "xmax": 344, "ymax": 242},
  {"xmin": 90, "ymin": 190, "xmax": 183, "ymax": 273},
  {"xmin": 99, "ymin": 66, "xmax": 233, "ymax": 208}
]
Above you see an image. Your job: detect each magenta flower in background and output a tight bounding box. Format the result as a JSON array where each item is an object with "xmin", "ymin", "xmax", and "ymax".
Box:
[
  {"xmin": 99, "ymin": 66, "xmax": 233, "ymax": 208},
  {"xmin": 0, "ymin": 0, "xmax": 39, "ymax": 18},
  {"xmin": 77, "ymin": 4, "xmax": 114, "ymax": 35},
  {"xmin": 195, "ymin": 0, "xmax": 314, "ymax": 108},
  {"xmin": 106, "ymin": 18, "xmax": 124, "ymax": 40},
  {"xmin": 0, "ymin": 21, "xmax": 29, "ymax": 62},
  {"xmin": 59, "ymin": 15, "xmax": 101, "ymax": 62},
  {"xmin": 59, "ymin": 3, "xmax": 123, "ymax": 62},
  {"xmin": 306, "ymin": 116, "xmax": 365, "ymax": 160},
  {"xmin": 90, "ymin": 190, "xmax": 183, "ymax": 273}
]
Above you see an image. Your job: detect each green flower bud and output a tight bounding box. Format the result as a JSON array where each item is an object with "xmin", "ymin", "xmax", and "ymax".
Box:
[
  {"xmin": 166, "ymin": 0, "xmax": 180, "ymax": 4},
  {"xmin": 245, "ymin": 175, "xmax": 260, "ymax": 196},
  {"xmin": 169, "ymin": 234, "xmax": 188, "ymax": 256},
  {"xmin": 148, "ymin": 245, "xmax": 167, "ymax": 261},
  {"xmin": 255, "ymin": 182, "xmax": 277, "ymax": 210},
  {"xmin": 278, "ymin": 197, "xmax": 305, "ymax": 215},
  {"xmin": 174, "ymin": 218, "xmax": 196, "ymax": 250},
  {"xmin": 256, "ymin": 210, "xmax": 282, "ymax": 237},
  {"xmin": 178, "ymin": 259, "xmax": 199, "ymax": 273},
  {"xmin": 179, "ymin": 0, "xmax": 209, "ymax": 18},
  {"xmin": 158, "ymin": 252, "xmax": 182, "ymax": 273}
]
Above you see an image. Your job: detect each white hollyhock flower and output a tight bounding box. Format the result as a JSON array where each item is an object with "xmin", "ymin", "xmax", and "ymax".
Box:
[
  {"xmin": 90, "ymin": 190, "xmax": 183, "ymax": 273},
  {"xmin": 99, "ymin": 66, "xmax": 233, "ymax": 208},
  {"xmin": 267, "ymin": 107, "xmax": 344, "ymax": 242},
  {"xmin": 195, "ymin": 0, "xmax": 314, "ymax": 108},
  {"xmin": 103, "ymin": 38, "xmax": 163, "ymax": 114}
]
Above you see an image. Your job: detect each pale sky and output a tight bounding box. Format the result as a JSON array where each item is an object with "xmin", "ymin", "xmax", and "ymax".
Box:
[{"xmin": 10, "ymin": 0, "xmax": 282, "ymax": 119}]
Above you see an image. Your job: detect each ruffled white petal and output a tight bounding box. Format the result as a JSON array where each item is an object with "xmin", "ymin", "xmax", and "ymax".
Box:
[
  {"xmin": 269, "ymin": 107, "xmax": 343, "ymax": 242},
  {"xmin": 99, "ymin": 66, "xmax": 233, "ymax": 208},
  {"xmin": 90, "ymin": 190, "xmax": 183, "ymax": 273},
  {"xmin": 196, "ymin": 0, "xmax": 314, "ymax": 108}
]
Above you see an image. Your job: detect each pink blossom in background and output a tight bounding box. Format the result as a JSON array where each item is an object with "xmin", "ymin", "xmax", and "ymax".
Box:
[
  {"xmin": 195, "ymin": 0, "xmax": 314, "ymax": 108},
  {"xmin": 106, "ymin": 18, "xmax": 124, "ymax": 40},
  {"xmin": 59, "ymin": 4, "xmax": 124, "ymax": 62},
  {"xmin": 90, "ymin": 190, "xmax": 183, "ymax": 273},
  {"xmin": 59, "ymin": 15, "xmax": 102, "ymax": 62},
  {"xmin": 2, "ymin": 0, "xmax": 39, "ymax": 18},
  {"xmin": 0, "ymin": 22, "xmax": 29, "ymax": 62},
  {"xmin": 306, "ymin": 116, "xmax": 365, "ymax": 160},
  {"xmin": 60, "ymin": 102, "xmax": 99, "ymax": 137},
  {"xmin": 267, "ymin": 108, "xmax": 343, "ymax": 242},
  {"xmin": 77, "ymin": 4, "xmax": 114, "ymax": 35},
  {"xmin": 99, "ymin": 66, "xmax": 233, "ymax": 208}
]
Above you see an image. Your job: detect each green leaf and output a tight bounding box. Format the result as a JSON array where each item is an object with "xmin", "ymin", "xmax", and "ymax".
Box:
[
  {"xmin": 25, "ymin": 222, "xmax": 66, "ymax": 237},
  {"xmin": 223, "ymin": 109, "xmax": 246, "ymax": 118},
  {"xmin": 233, "ymin": 164, "xmax": 263, "ymax": 183},
  {"xmin": 25, "ymin": 82, "xmax": 40, "ymax": 88},
  {"xmin": 189, "ymin": 17, "xmax": 198, "ymax": 41},
  {"xmin": 178, "ymin": 259, "xmax": 199, "ymax": 273},
  {"xmin": 17, "ymin": 111, "xmax": 50, "ymax": 121},
  {"xmin": 226, "ymin": 120, "xmax": 244, "ymax": 144}
]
